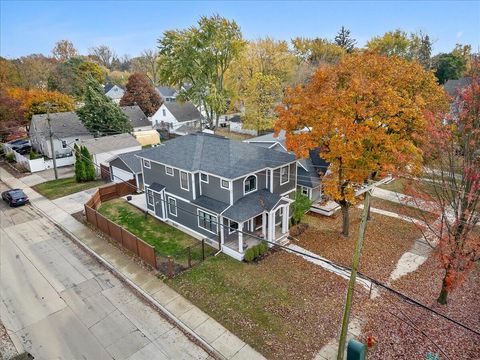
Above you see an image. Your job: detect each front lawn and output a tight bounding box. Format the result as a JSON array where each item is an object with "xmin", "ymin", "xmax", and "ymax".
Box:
[
  {"xmin": 168, "ymin": 252, "xmax": 368, "ymax": 359},
  {"xmin": 298, "ymin": 208, "xmax": 421, "ymax": 282},
  {"xmin": 98, "ymin": 198, "xmax": 215, "ymax": 263},
  {"xmin": 33, "ymin": 177, "xmax": 105, "ymax": 199}
]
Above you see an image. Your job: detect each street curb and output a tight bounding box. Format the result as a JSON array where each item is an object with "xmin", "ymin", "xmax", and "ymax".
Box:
[{"xmin": 28, "ymin": 201, "xmax": 225, "ymax": 360}]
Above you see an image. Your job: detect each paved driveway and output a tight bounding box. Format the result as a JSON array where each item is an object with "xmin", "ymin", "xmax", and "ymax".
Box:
[{"xmin": 0, "ymin": 182, "xmax": 211, "ymax": 360}]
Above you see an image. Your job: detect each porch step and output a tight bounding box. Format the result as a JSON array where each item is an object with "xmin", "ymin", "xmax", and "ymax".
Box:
[{"xmin": 277, "ymin": 236, "xmax": 290, "ymax": 246}]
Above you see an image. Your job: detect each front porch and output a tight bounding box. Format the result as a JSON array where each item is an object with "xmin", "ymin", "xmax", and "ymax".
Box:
[{"xmin": 221, "ymin": 203, "xmax": 290, "ymax": 261}]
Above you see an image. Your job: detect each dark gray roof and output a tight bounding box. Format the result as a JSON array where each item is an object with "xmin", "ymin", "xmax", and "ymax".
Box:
[
  {"xmin": 228, "ymin": 114, "xmax": 241, "ymax": 123},
  {"xmin": 105, "ymin": 84, "xmax": 124, "ymax": 100},
  {"xmin": 164, "ymin": 102, "xmax": 202, "ymax": 122},
  {"xmin": 444, "ymin": 77, "xmax": 472, "ymax": 97},
  {"xmin": 246, "ymin": 130, "xmax": 286, "ymax": 146},
  {"xmin": 121, "ymin": 105, "xmax": 150, "ymax": 129},
  {"xmin": 192, "ymin": 196, "xmax": 229, "ymax": 214},
  {"xmin": 156, "ymin": 86, "xmax": 177, "ymax": 98},
  {"xmin": 138, "ymin": 133, "xmax": 295, "ymax": 179},
  {"xmin": 114, "ymin": 149, "xmax": 144, "ymax": 173},
  {"xmin": 31, "ymin": 111, "xmax": 91, "ymax": 139},
  {"xmin": 149, "ymin": 182, "xmax": 165, "ymax": 192},
  {"xmin": 297, "ymin": 159, "xmax": 321, "ymax": 188},
  {"xmin": 222, "ymin": 189, "xmax": 283, "ymax": 222},
  {"xmin": 175, "ymin": 124, "xmax": 201, "ymax": 135}
]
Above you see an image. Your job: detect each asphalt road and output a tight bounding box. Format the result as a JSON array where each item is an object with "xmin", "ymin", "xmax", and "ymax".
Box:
[{"xmin": 0, "ymin": 182, "xmax": 211, "ymax": 360}]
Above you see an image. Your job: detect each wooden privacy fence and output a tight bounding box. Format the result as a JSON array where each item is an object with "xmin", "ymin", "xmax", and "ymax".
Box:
[{"xmin": 84, "ymin": 181, "xmax": 157, "ymax": 268}]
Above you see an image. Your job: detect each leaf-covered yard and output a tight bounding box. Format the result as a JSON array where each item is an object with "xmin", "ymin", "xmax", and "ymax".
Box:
[
  {"xmin": 168, "ymin": 252, "xmax": 369, "ymax": 360},
  {"xmin": 297, "ymin": 209, "xmax": 421, "ymax": 282}
]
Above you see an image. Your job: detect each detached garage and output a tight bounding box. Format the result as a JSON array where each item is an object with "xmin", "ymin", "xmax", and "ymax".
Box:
[{"xmin": 109, "ymin": 149, "xmax": 144, "ymax": 191}]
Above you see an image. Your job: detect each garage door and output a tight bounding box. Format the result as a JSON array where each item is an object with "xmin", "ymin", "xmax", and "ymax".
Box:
[{"xmin": 111, "ymin": 166, "xmax": 134, "ymax": 183}]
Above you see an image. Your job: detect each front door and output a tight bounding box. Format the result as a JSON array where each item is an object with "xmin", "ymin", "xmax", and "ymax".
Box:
[{"xmin": 255, "ymin": 215, "xmax": 262, "ymax": 230}]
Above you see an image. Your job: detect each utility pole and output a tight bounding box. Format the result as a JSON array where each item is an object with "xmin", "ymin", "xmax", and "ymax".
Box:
[
  {"xmin": 45, "ymin": 103, "xmax": 58, "ymax": 180},
  {"xmin": 337, "ymin": 190, "xmax": 371, "ymax": 360}
]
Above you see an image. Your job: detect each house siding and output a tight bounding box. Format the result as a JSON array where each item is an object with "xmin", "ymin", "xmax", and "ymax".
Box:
[
  {"xmin": 272, "ymin": 162, "xmax": 296, "ymax": 194},
  {"xmin": 232, "ymin": 169, "xmax": 267, "ymax": 203},
  {"xmin": 109, "ymin": 157, "xmax": 131, "ymax": 173},
  {"xmin": 200, "ymin": 174, "xmax": 230, "ymax": 204},
  {"xmin": 143, "ymin": 162, "xmax": 193, "ymax": 201},
  {"xmin": 145, "ymin": 186, "xmax": 154, "ymax": 211}
]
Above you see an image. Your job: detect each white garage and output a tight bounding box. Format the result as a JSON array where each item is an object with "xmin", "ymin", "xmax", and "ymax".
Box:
[{"xmin": 108, "ymin": 149, "xmax": 144, "ymax": 192}]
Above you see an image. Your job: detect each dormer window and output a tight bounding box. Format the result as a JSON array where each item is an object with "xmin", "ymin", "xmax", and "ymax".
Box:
[{"xmin": 244, "ymin": 175, "xmax": 257, "ymax": 194}]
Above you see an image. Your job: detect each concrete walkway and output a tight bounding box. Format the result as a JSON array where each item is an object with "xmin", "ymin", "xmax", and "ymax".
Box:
[{"xmin": 0, "ymin": 167, "xmax": 264, "ymax": 360}]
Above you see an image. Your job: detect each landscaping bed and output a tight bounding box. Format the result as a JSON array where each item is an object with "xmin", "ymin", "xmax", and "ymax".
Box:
[
  {"xmin": 33, "ymin": 176, "xmax": 105, "ymax": 199},
  {"xmin": 97, "ymin": 198, "xmax": 216, "ymax": 264},
  {"xmin": 168, "ymin": 251, "xmax": 369, "ymax": 359},
  {"xmin": 298, "ymin": 209, "xmax": 420, "ymax": 282}
]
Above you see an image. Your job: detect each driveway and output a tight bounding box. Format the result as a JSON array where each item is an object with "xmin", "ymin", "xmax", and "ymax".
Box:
[{"xmin": 0, "ymin": 182, "xmax": 211, "ymax": 360}]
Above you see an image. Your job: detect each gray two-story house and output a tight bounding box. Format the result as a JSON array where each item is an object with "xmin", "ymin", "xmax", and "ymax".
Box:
[{"xmin": 137, "ymin": 133, "xmax": 297, "ymax": 261}]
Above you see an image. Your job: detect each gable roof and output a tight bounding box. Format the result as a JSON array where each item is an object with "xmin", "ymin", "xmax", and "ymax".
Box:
[
  {"xmin": 222, "ymin": 190, "xmax": 285, "ymax": 222},
  {"xmin": 121, "ymin": 105, "xmax": 150, "ymax": 129},
  {"xmin": 156, "ymin": 86, "xmax": 177, "ymax": 98},
  {"xmin": 246, "ymin": 130, "xmax": 287, "ymax": 150},
  {"xmin": 76, "ymin": 133, "xmax": 141, "ymax": 155},
  {"xmin": 137, "ymin": 133, "xmax": 295, "ymax": 179},
  {"xmin": 31, "ymin": 112, "xmax": 91, "ymax": 139},
  {"xmin": 164, "ymin": 101, "xmax": 202, "ymax": 122},
  {"xmin": 444, "ymin": 77, "xmax": 472, "ymax": 97},
  {"xmin": 112, "ymin": 149, "xmax": 144, "ymax": 173},
  {"xmin": 105, "ymin": 84, "xmax": 125, "ymax": 100}
]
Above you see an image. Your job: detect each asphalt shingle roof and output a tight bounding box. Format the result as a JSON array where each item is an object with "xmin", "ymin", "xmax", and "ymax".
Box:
[
  {"xmin": 114, "ymin": 149, "xmax": 144, "ymax": 173},
  {"xmin": 138, "ymin": 133, "xmax": 295, "ymax": 179},
  {"xmin": 121, "ymin": 105, "xmax": 150, "ymax": 129},
  {"xmin": 444, "ymin": 77, "xmax": 472, "ymax": 97},
  {"xmin": 222, "ymin": 189, "xmax": 284, "ymax": 222},
  {"xmin": 164, "ymin": 102, "xmax": 202, "ymax": 122},
  {"xmin": 31, "ymin": 112, "xmax": 91, "ymax": 139},
  {"xmin": 149, "ymin": 182, "xmax": 166, "ymax": 192},
  {"xmin": 192, "ymin": 196, "xmax": 230, "ymax": 214},
  {"xmin": 156, "ymin": 86, "xmax": 177, "ymax": 98},
  {"xmin": 76, "ymin": 133, "xmax": 140, "ymax": 155},
  {"xmin": 105, "ymin": 84, "xmax": 125, "ymax": 100}
]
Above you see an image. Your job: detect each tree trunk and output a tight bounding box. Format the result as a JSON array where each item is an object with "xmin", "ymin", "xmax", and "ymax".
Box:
[
  {"xmin": 437, "ymin": 270, "xmax": 450, "ymax": 305},
  {"xmin": 340, "ymin": 202, "xmax": 350, "ymax": 237}
]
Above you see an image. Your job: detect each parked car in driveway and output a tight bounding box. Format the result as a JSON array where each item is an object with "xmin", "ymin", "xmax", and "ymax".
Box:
[
  {"xmin": 1, "ymin": 189, "xmax": 29, "ymax": 207},
  {"xmin": 9, "ymin": 139, "xmax": 31, "ymax": 151}
]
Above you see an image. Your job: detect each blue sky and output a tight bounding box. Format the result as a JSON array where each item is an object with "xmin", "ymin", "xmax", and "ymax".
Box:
[{"xmin": 1, "ymin": 0, "xmax": 479, "ymax": 59}]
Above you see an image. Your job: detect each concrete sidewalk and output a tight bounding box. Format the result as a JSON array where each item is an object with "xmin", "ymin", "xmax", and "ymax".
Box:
[{"xmin": 0, "ymin": 167, "xmax": 264, "ymax": 360}]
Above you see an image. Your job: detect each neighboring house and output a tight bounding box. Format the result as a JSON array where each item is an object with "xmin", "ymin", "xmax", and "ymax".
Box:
[
  {"xmin": 244, "ymin": 130, "xmax": 327, "ymax": 203},
  {"xmin": 137, "ymin": 133, "xmax": 297, "ymax": 261},
  {"xmin": 156, "ymin": 86, "xmax": 177, "ymax": 103},
  {"xmin": 150, "ymin": 101, "xmax": 202, "ymax": 133},
  {"xmin": 109, "ymin": 149, "xmax": 144, "ymax": 191},
  {"xmin": 228, "ymin": 114, "xmax": 257, "ymax": 136},
  {"xmin": 444, "ymin": 77, "xmax": 472, "ymax": 98},
  {"xmin": 121, "ymin": 105, "xmax": 152, "ymax": 132},
  {"xmin": 105, "ymin": 84, "xmax": 125, "ymax": 104},
  {"xmin": 75, "ymin": 133, "xmax": 142, "ymax": 174},
  {"xmin": 30, "ymin": 111, "xmax": 94, "ymax": 159}
]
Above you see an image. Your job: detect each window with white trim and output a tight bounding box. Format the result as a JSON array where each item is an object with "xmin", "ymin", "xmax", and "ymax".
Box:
[
  {"xmin": 280, "ymin": 165, "xmax": 289, "ymax": 185},
  {"xmin": 165, "ymin": 166, "xmax": 173, "ymax": 176},
  {"xmin": 168, "ymin": 197, "xmax": 177, "ymax": 216},
  {"xmin": 299, "ymin": 185, "xmax": 310, "ymax": 198},
  {"xmin": 162, "ymin": 109, "xmax": 166, "ymax": 116},
  {"xmin": 201, "ymin": 173, "xmax": 209, "ymax": 183},
  {"xmin": 180, "ymin": 171, "xmax": 189, "ymax": 190},
  {"xmin": 244, "ymin": 175, "xmax": 257, "ymax": 194},
  {"xmin": 221, "ymin": 179, "xmax": 229, "ymax": 189},
  {"xmin": 143, "ymin": 159, "xmax": 151, "ymax": 169},
  {"xmin": 198, "ymin": 210, "xmax": 217, "ymax": 233},
  {"xmin": 147, "ymin": 190, "xmax": 154, "ymax": 206}
]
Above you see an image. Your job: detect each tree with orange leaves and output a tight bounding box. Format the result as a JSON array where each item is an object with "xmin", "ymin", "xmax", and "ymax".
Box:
[{"xmin": 276, "ymin": 52, "xmax": 448, "ymax": 236}]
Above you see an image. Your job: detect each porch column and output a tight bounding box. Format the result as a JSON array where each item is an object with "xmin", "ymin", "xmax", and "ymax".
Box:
[
  {"xmin": 220, "ymin": 216, "xmax": 224, "ymax": 245},
  {"xmin": 269, "ymin": 211, "xmax": 275, "ymax": 242},
  {"xmin": 238, "ymin": 221, "xmax": 244, "ymax": 253},
  {"xmin": 262, "ymin": 212, "xmax": 267, "ymax": 238},
  {"xmin": 282, "ymin": 205, "xmax": 288, "ymax": 234}
]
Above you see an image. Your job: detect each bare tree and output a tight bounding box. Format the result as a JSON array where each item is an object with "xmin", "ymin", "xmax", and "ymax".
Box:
[
  {"xmin": 52, "ymin": 40, "xmax": 78, "ymax": 61},
  {"xmin": 89, "ymin": 45, "xmax": 116, "ymax": 68},
  {"xmin": 130, "ymin": 49, "xmax": 159, "ymax": 85}
]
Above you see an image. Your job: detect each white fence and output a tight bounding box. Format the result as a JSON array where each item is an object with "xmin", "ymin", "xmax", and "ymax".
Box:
[
  {"xmin": 229, "ymin": 122, "xmax": 258, "ymax": 136},
  {"xmin": 3, "ymin": 143, "xmax": 74, "ymax": 173}
]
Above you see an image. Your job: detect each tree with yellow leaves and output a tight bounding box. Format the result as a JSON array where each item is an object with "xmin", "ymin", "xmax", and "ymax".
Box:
[{"xmin": 276, "ymin": 52, "xmax": 448, "ymax": 236}]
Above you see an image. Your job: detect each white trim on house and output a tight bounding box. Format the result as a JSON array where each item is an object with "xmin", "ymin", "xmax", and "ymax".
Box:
[
  {"xmin": 221, "ymin": 179, "xmax": 230, "ymax": 189},
  {"xmin": 243, "ymin": 173, "xmax": 258, "ymax": 196},
  {"xmin": 143, "ymin": 159, "xmax": 151, "ymax": 169},
  {"xmin": 280, "ymin": 165, "xmax": 289, "ymax": 185},
  {"xmin": 191, "ymin": 173, "xmax": 196, "ymax": 199},
  {"xmin": 298, "ymin": 185, "xmax": 311, "ymax": 198},
  {"xmin": 197, "ymin": 209, "xmax": 218, "ymax": 234},
  {"xmin": 165, "ymin": 166, "xmax": 174, "ymax": 176},
  {"xmin": 164, "ymin": 192, "xmax": 191, "ymax": 204},
  {"xmin": 168, "ymin": 197, "xmax": 177, "ymax": 217},
  {"xmin": 180, "ymin": 171, "xmax": 189, "ymax": 191},
  {"xmin": 147, "ymin": 189, "xmax": 154, "ymax": 206},
  {"xmin": 200, "ymin": 172, "xmax": 209, "ymax": 183}
]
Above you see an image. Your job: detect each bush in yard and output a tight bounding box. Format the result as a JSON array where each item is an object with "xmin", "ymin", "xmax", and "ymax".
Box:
[
  {"xmin": 74, "ymin": 144, "xmax": 86, "ymax": 182},
  {"xmin": 244, "ymin": 247, "xmax": 255, "ymax": 262},
  {"xmin": 259, "ymin": 241, "xmax": 269, "ymax": 254},
  {"xmin": 29, "ymin": 150, "xmax": 40, "ymax": 160},
  {"xmin": 5, "ymin": 152, "xmax": 15, "ymax": 163},
  {"xmin": 80, "ymin": 146, "xmax": 96, "ymax": 181},
  {"xmin": 290, "ymin": 192, "xmax": 313, "ymax": 226},
  {"xmin": 253, "ymin": 244, "xmax": 260, "ymax": 258}
]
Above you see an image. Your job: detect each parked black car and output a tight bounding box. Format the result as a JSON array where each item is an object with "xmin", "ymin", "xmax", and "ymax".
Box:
[
  {"xmin": 9, "ymin": 139, "xmax": 31, "ymax": 151},
  {"xmin": 1, "ymin": 189, "xmax": 29, "ymax": 207}
]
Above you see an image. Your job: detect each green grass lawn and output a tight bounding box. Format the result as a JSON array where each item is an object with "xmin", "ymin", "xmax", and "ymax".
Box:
[
  {"xmin": 98, "ymin": 198, "xmax": 215, "ymax": 263},
  {"xmin": 33, "ymin": 177, "xmax": 105, "ymax": 200}
]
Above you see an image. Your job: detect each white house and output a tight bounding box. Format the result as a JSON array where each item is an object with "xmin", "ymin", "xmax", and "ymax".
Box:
[
  {"xmin": 105, "ymin": 84, "xmax": 125, "ymax": 104},
  {"xmin": 150, "ymin": 101, "xmax": 202, "ymax": 133}
]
